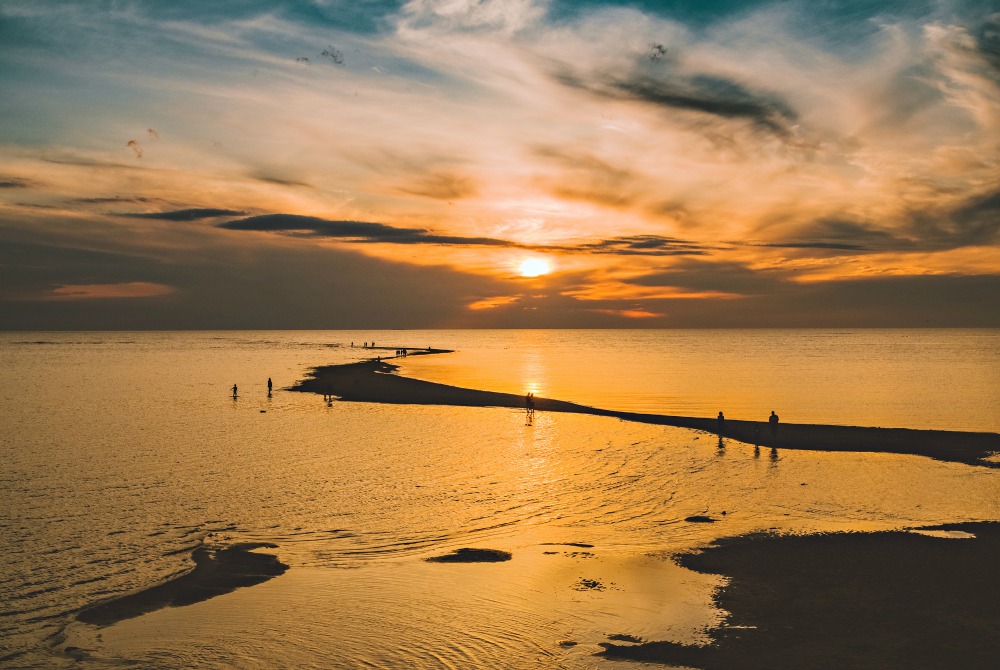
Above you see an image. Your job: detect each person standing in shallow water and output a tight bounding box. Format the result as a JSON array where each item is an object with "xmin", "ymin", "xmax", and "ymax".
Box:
[
  {"xmin": 232, "ymin": 384, "xmax": 238, "ymax": 399},
  {"xmin": 769, "ymin": 410, "xmax": 779, "ymax": 440},
  {"xmin": 717, "ymin": 411, "xmax": 725, "ymax": 434},
  {"xmin": 267, "ymin": 377, "xmax": 273, "ymax": 396}
]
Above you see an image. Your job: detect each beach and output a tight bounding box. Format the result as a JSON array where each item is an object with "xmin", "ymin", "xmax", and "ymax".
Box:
[
  {"xmin": 3, "ymin": 330, "xmax": 999, "ymax": 668},
  {"xmin": 600, "ymin": 522, "xmax": 1000, "ymax": 669}
]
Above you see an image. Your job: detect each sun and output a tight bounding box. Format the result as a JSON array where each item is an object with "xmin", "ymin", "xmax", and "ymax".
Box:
[{"xmin": 518, "ymin": 257, "xmax": 551, "ymax": 277}]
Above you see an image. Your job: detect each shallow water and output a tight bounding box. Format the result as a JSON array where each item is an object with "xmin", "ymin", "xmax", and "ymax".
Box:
[{"xmin": 1, "ymin": 330, "xmax": 998, "ymax": 667}]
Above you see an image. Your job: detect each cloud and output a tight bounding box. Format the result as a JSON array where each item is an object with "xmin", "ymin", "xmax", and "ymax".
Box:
[
  {"xmin": 467, "ymin": 295, "xmax": 520, "ymax": 310},
  {"xmin": 218, "ymin": 213, "xmax": 515, "ymax": 246},
  {"xmin": 43, "ymin": 281, "xmax": 176, "ymax": 301},
  {"xmin": 394, "ymin": 171, "xmax": 477, "ymax": 200},
  {"xmin": 626, "ymin": 258, "xmax": 789, "ymax": 295},
  {"xmin": 591, "ymin": 307, "xmax": 665, "ymax": 318},
  {"xmin": 763, "ymin": 218, "xmax": 913, "ymax": 253},
  {"xmin": 74, "ymin": 196, "xmax": 159, "ymax": 204},
  {"xmin": 916, "ymin": 186, "xmax": 1000, "ymax": 249},
  {"xmin": 532, "ymin": 147, "xmax": 640, "ymax": 208},
  {"xmin": 1, "ymin": 1, "xmax": 999, "ymax": 328},
  {"xmin": 572, "ymin": 234, "xmax": 714, "ymax": 256},
  {"xmin": 251, "ymin": 174, "xmax": 313, "ymax": 188},
  {"xmin": 555, "ymin": 70, "xmax": 797, "ymax": 136},
  {"xmin": 127, "ymin": 208, "xmax": 248, "ymax": 221},
  {"xmin": 0, "ymin": 177, "xmax": 35, "ymax": 188}
]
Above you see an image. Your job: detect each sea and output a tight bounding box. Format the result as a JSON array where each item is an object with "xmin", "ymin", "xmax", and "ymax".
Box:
[{"xmin": 2, "ymin": 329, "xmax": 999, "ymax": 668}]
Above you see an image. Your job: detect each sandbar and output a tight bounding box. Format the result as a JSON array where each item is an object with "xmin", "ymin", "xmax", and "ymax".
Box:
[
  {"xmin": 291, "ymin": 359, "xmax": 999, "ymax": 467},
  {"xmin": 425, "ymin": 548, "xmax": 513, "ymax": 563},
  {"xmin": 598, "ymin": 522, "xmax": 1000, "ymax": 668},
  {"xmin": 77, "ymin": 543, "xmax": 288, "ymax": 627}
]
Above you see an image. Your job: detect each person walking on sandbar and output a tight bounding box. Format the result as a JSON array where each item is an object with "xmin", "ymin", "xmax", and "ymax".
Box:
[
  {"xmin": 232, "ymin": 384, "xmax": 238, "ymax": 399},
  {"xmin": 267, "ymin": 377, "xmax": 273, "ymax": 396}
]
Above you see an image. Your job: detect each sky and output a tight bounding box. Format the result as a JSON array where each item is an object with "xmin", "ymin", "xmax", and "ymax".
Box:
[{"xmin": 1, "ymin": 0, "xmax": 998, "ymax": 329}]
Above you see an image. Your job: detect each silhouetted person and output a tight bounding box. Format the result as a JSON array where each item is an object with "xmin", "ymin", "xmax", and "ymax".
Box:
[
  {"xmin": 232, "ymin": 384, "xmax": 238, "ymax": 399},
  {"xmin": 267, "ymin": 377, "xmax": 273, "ymax": 396},
  {"xmin": 525, "ymin": 392, "xmax": 535, "ymax": 419},
  {"xmin": 769, "ymin": 410, "xmax": 779, "ymax": 439},
  {"xmin": 717, "ymin": 411, "xmax": 725, "ymax": 434}
]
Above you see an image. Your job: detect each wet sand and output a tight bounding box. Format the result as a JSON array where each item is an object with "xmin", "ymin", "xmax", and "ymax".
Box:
[
  {"xmin": 425, "ymin": 548, "xmax": 513, "ymax": 563},
  {"xmin": 599, "ymin": 522, "xmax": 1000, "ymax": 669},
  {"xmin": 76, "ymin": 543, "xmax": 288, "ymax": 627},
  {"xmin": 291, "ymin": 359, "xmax": 1000, "ymax": 467}
]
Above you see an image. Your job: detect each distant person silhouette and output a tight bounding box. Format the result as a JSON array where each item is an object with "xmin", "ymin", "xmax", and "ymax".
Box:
[
  {"xmin": 769, "ymin": 410, "xmax": 779, "ymax": 439},
  {"xmin": 267, "ymin": 377, "xmax": 273, "ymax": 396},
  {"xmin": 717, "ymin": 411, "xmax": 725, "ymax": 434},
  {"xmin": 232, "ymin": 384, "xmax": 238, "ymax": 399}
]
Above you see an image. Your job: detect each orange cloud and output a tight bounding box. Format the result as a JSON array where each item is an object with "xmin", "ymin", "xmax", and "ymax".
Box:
[
  {"xmin": 44, "ymin": 282, "xmax": 176, "ymax": 301},
  {"xmin": 564, "ymin": 283, "xmax": 743, "ymax": 301},
  {"xmin": 592, "ymin": 308, "xmax": 666, "ymax": 319},
  {"xmin": 467, "ymin": 295, "xmax": 520, "ymax": 310}
]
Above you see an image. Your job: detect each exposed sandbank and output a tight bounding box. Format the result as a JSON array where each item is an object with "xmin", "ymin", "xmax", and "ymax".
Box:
[
  {"xmin": 76, "ymin": 543, "xmax": 288, "ymax": 627},
  {"xmin": 291, "ymin": 359, "xmax": 999, "ymax": 467},
  {"xmin": 598, "ymin": 522, "xmax": 1000, "ymax": 669},
  {"xmin": 425, "ymin": 548, "xmax": 513, "ymax": 563}
]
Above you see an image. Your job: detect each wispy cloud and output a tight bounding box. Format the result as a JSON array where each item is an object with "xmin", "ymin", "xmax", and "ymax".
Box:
[
  {"xmin": 218, "ymin": 214, "xmax": 515, "ymax": 246},
  {"xmin": 0, "ymin": 177, "xmax": 36, "ymax": 188},
  {"xmin": 42, "ymin": 282, "xmax": 176, "ymax": 301},
  {"xmin": 128, "ymin": 208, "xmax": 247, "ymax": 221},
  {"xmin": 1, "ymin": 0, "xmax": 998, "ymax": 326}
]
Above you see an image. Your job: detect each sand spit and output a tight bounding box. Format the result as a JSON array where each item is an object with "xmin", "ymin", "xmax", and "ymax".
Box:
[
  {"xmin": 291, "ymin": 359, "xmax": 999, "ymax": 467},
  {"xmin": 76, "ymin": 543, "xmax": 288, "ymax": 627},
  {"xmin": 425, "ymin": 548, "xmax": 513, "ymax": 563},
  {"xmin": 598, "ymin": 522, "xmax": 1000, "ymax": 669}
]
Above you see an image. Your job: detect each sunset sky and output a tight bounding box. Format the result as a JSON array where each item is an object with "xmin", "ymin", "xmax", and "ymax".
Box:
[{"xmin": 2, "ymin": 0, "xmax": 998, "ymax": 328}]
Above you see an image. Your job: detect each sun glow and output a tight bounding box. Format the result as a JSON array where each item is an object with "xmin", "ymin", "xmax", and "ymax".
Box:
[{"xmin": 518, "ymin": 257, "xmax": 551, "ymax": 277}]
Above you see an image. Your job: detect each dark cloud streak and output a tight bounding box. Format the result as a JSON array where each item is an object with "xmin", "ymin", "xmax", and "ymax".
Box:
[
  {"xmin": 557, "ymin": 71, "xmax": 796, "ymax": 135},
  {"xmin": 127, "ymin": 208, "xmax": 247, "ymax": 221},
  {"xmin": 218, "ymin": 214, "xmax": 514, "ymax": 247}
]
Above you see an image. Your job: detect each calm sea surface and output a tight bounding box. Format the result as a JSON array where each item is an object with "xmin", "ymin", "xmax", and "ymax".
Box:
[{"xmin": 2, "ymin": 330, "xmax": 998, "ymax": 668}]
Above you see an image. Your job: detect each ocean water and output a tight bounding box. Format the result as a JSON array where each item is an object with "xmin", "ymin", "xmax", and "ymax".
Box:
[{"xmin": 2, "ymin": 329, "xmax": 998, "ymax": 668}]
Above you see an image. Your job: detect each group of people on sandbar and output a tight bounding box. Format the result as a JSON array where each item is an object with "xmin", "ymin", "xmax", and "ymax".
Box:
[
  {"xmin": 715, "ymin": 409, "xmax": 780, "ymax": 441},
  {"xmin": 231, "ymin": 378, "xmax": 273, "ymax": 399}
]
